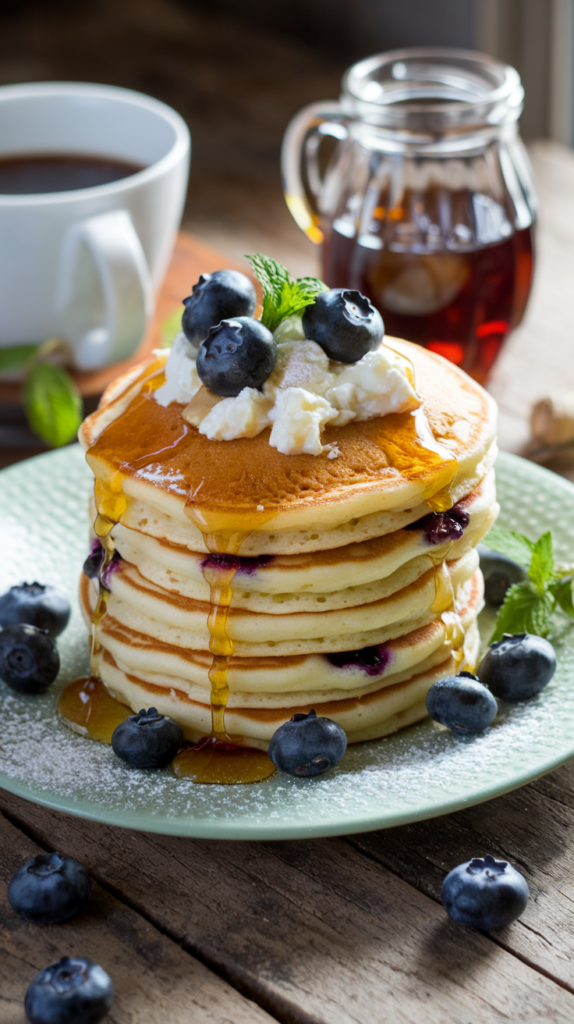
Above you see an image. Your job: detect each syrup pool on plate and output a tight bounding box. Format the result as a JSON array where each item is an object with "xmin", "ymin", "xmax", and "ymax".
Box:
[{"xmin": 58, "ymin": 677, "xmax": 132, "ymax": 743}]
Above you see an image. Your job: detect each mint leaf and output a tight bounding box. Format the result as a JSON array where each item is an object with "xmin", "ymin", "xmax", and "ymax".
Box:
[
  {"xmin": 245, "ymin": 253, "xmax": 327, "ymax": 333},
  {"xmin": 23, "ymin": 363, "xmax": 82, "ymax": 447},
  {"xmin": 161, "ymin": 308, "xmax": 183, "ymax": 348},
  {"xmin": 550, "ymin": 576, "xmax": 574, "ymax": 619},
  {"xmin": 0, "ymin": 343, "xmax": 41, "ymax": 373},
  {"xmin": 528, "ymin": 532, "xmax": 556, "ymax": 594},
  {"xmin": 490, "ymin": 582, "xmax": 554, "ymax": 643},
  {"xmin": 483, "ymin": 524, "xmax": 534, "ymax": 567}
]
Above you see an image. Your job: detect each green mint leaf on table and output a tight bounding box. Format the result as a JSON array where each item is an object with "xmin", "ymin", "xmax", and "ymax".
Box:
[
  {"xmin": 245, "ymin": 253, "xmax": 327, "ymax": 333},
  {"xmin": 23, "ymin": 363, "xmax": 82, "ymax": 447},
  {"xmin": 0, "ymin": 343, "xmax": 42, "ymax": 373},
  {"xmin": 161, "ymin": 308, "xmax": 183, "ymax": 348},
  {"xmin": 485, "ymin": 523, "xmax": 574, "ymax": 641}
]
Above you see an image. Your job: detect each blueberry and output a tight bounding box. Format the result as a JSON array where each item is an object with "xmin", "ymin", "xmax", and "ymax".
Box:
[
  {"xmin": 82, "ymin": 540, "xmax": 104, "ymax": 580},
  {"xmin": 196, "ymin": 316, "xmax": 277, "ymax": 397},
  {"xmin": 0, "ymin": 583, "xmax": 70, "ymax": 638},
  {"xmin": 478, "ymin": 632, "xmax": 556, "ymax": 701},
  {"xmin": 426, "ymin": 672, "xmax": 497, "ymax": 734},
  {"xmin": 111, "ymin": 707, "xmax": 183, "ymax": 768},
  {"xmin": 182, "ymin": 269, "xmax": 257, "ymax": 346},
  {"xmin": 25, "ymin": 956, "xmax": 113, "ymax": 1024},
  {"xmin": 442, "ymin": 854, "xmax": 529, "ymax": 930},
  {"xmin": 302, "ymin": 289, "xmax": 384, "ymax": 363},
  {"xmin": 8, "ymin": 853, "xmax": 90, "ymax": 924},
  {"xmin": 268, "ymin": 708, "xmax": 347, "ymax": 777},
  {"xmin": 406, "ymin": 504, "xmax": 470, "ymax": 545},
  {"xmin": 477, "ymin": 544, "xmax": 526, "ymax": 607},
  {"xmin": 0, "ymin": 624, "xmax": 59, "ymax": 693}
]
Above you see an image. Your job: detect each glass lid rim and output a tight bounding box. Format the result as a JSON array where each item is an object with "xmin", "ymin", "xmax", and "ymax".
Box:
[{"xmin": 342, "ymin": 46, "xmax": 523, "ymax": 112}]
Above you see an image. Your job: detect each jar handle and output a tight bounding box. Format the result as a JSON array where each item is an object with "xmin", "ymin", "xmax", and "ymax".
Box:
[{"xmin": 281, "ymin": 101, "xmax": 348, "ymax": 244}]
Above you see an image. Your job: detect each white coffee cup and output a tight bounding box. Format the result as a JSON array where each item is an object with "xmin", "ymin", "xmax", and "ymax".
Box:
[{"xmin": 0, "ymin": 82, "xmax": 190, "ymax": 370}]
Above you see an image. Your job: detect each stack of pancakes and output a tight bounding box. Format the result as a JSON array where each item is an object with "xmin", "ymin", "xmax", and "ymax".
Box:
[{"xmin": 78, "ymin": 338, "xmax": 497, "ymax": 749}]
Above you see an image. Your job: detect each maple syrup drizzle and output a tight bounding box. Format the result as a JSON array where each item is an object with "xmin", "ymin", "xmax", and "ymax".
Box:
[
  {"xmin": 176, "ymin": 516, "xmax": 276, "ymax": 784},
  {"xmin": 441, "ymin": 610, "xmax": 466, "ymax": 669}
]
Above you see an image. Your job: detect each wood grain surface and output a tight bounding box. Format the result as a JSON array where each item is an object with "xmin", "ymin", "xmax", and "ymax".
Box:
[
  {"xmin": 2, "ymin": 785, "xmax": 574, "ymax": 1023},
  {"xmin": 0, "ymin": 806, "xmax": 275, "ymax": 1024}
]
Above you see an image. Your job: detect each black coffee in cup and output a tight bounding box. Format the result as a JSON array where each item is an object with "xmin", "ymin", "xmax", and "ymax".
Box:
[{"xmin": 0, "ymin": 153, "xmax": 144, "ymax": 194}]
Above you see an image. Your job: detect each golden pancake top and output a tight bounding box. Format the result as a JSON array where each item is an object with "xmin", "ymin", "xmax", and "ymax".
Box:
[{"xmin": 79, "ymin": 338, "xmax": 496, "ymax": 534}]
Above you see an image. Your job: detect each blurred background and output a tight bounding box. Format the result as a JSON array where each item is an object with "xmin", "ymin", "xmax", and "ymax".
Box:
[{"xmin": 1, "ymin": 0, "xmax": 572, "ymax": 276}]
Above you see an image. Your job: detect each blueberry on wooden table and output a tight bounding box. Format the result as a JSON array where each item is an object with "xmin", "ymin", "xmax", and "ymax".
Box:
[
  {"xmin": 111, "ymin": 707, "xmax": 183, "ymax": 768},
  {"xmin": 477, "ymin": 545, "xmax": 526, "ymax": 607},
  {"xmin": 426, "ymin": 672, "xmax": 497, "ymax": 735},
  {"xmin": 8, "ymin": 852, "xmax": 91, "ymax": 924},
  {"xmin": 196, "ymin": 316, "xmax": 277, "ymax": 396},
  {"xmin": 268, "ymin": 709, "xmax": 347, "ymax": 777},
  {"xmin": 182, "ymin": 269, "xmax": 257, "ymax": 346},
  {"xmin": 302, "ymin": 288, "xmax": 384, "ymax": 363},
  {"xmin": 478, "ymin": 633, "xmax": 556, "ymax": 700},
  {"xmin": 442, "ymin": 854, "xmax": 529, "ymax": 930},
  {"xmin": 0, "ymin": 624, "xmax": 59, "ymax": 693},
  {"xmin": 25, "ymin": 956, "xmax": 113, "ymax": 1024},
  {"xmin": 0, "ymin": 582, "xmax": 70, "ymax": 637}
]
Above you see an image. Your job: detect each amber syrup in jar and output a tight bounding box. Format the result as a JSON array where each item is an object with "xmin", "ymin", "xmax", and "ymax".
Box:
[{"xmin": 323, "ymin": 191, "xmax": 534, "ymax": 386}]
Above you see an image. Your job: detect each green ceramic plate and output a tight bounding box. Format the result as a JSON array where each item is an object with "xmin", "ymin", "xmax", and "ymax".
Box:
[{"xmin": 0, "ymin": 445, "xmax": 573, "ymax": 839}]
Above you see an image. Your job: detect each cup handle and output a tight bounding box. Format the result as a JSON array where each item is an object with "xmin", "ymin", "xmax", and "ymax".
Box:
[
  {"xmin": 281, "ymin": 100, "xmax": 348, "ymax": 244},
  {"xmin": 56, "ymin": 209, "xmax": 154, "ymax": 371}
]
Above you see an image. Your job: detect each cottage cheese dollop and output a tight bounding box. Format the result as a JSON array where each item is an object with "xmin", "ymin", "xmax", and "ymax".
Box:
[{"xmin": 154, "ymin": 316, "xmax": 419, "ymax": 455}]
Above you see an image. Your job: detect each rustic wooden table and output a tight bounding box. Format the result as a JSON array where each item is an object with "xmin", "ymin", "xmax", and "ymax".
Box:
[{"xmin": 3, "ymin": 140, "xmax": 574, "ymax": 1023}]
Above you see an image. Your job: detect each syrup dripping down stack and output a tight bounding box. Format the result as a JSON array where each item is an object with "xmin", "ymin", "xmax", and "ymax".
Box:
[{"xmin": 76, "ymin": 338, "xmax": 498, "ymax": 761}]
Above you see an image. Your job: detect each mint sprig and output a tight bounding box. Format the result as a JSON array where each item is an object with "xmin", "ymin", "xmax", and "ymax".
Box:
[
  {"xmin": 3, "ymin": 339, "xmax": 83, "ymax": 448},
  {"xmin": 485, "ymin": 524, "xmax": 574, "ymax": 641},
  {"xmin": 245, "ymin": 253, "xmax": 327, "ymax": 333}
]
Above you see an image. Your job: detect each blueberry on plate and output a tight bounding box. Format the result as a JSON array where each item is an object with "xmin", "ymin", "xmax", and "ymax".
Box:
[
  {"xmin": 8, "ymin": 852, "xmax": 90, "ymax": 924},
  {"xmin": 0, "ymin": 582, "xmax": 70, "ymax": 638},
  {"xmin": 477, "ymin": 544, "xmax": 526, "ymax": 607},
  {"xmin": 442, "ymin": 854, "xmax": 529, "ymax": 930},
  {"xmin": 426, "ymin": 672, "xmax": 498, "ymax": 734},
  {"xmin": 25, "ymin": 956, "xmax": 114, "ymax": 1024},
  {"xmin": 268, "ymin": 709, "xmax": 347, "ymax": 777},
  {"xmin": 196, "ymin": 316, "xmax": 277, "ymax": 397},
  {"xmin": 111, "ymin": 707, "xmax": 183, "ymax": 768},
  {"xmin": 478, "ymin": 632, "xmax": 556, "ymax": 701},
  {"xmin": 182, "ymin": 269, "xmax": 257, "ymax": 346},
  {"xmin": 302, "ymin": 288, "xmax": 384, "ymax": 363},
  {"xmin": 0, "ymin": 624, "xmax": 59, "ymax": 693}
]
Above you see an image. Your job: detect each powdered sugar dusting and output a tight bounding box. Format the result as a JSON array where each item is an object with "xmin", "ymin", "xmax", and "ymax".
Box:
[{"xmin": 135, "ymin": 464, "xmax": 187, "ymax": 495}]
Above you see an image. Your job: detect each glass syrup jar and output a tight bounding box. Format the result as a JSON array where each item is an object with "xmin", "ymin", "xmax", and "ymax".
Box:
[{"xmin": 282, "ymin": 48, "xmax": 537, "ymax": 384}]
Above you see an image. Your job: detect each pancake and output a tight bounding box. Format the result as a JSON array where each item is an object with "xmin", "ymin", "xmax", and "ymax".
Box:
[
  {"xmin": 79, "ymin": 338, "xmax": 497, "ymax": 536},
  {"xmin": 80, "ymin": 567, "xmax": 483, "ymax": 704},
  {"xmin": 75, "ymin": 331, "xmax": 497, "ymax": 757},
  {"xmin": 107, "ymin": 468, "xmax": 497, "ymax": 601},
  {"xmin": 94, "ymin": 621, "xmax": 480, "ymax": 749},
  {"xmin": 85, "ymin": 549, "xmax": 477, "ymax": 654}
]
